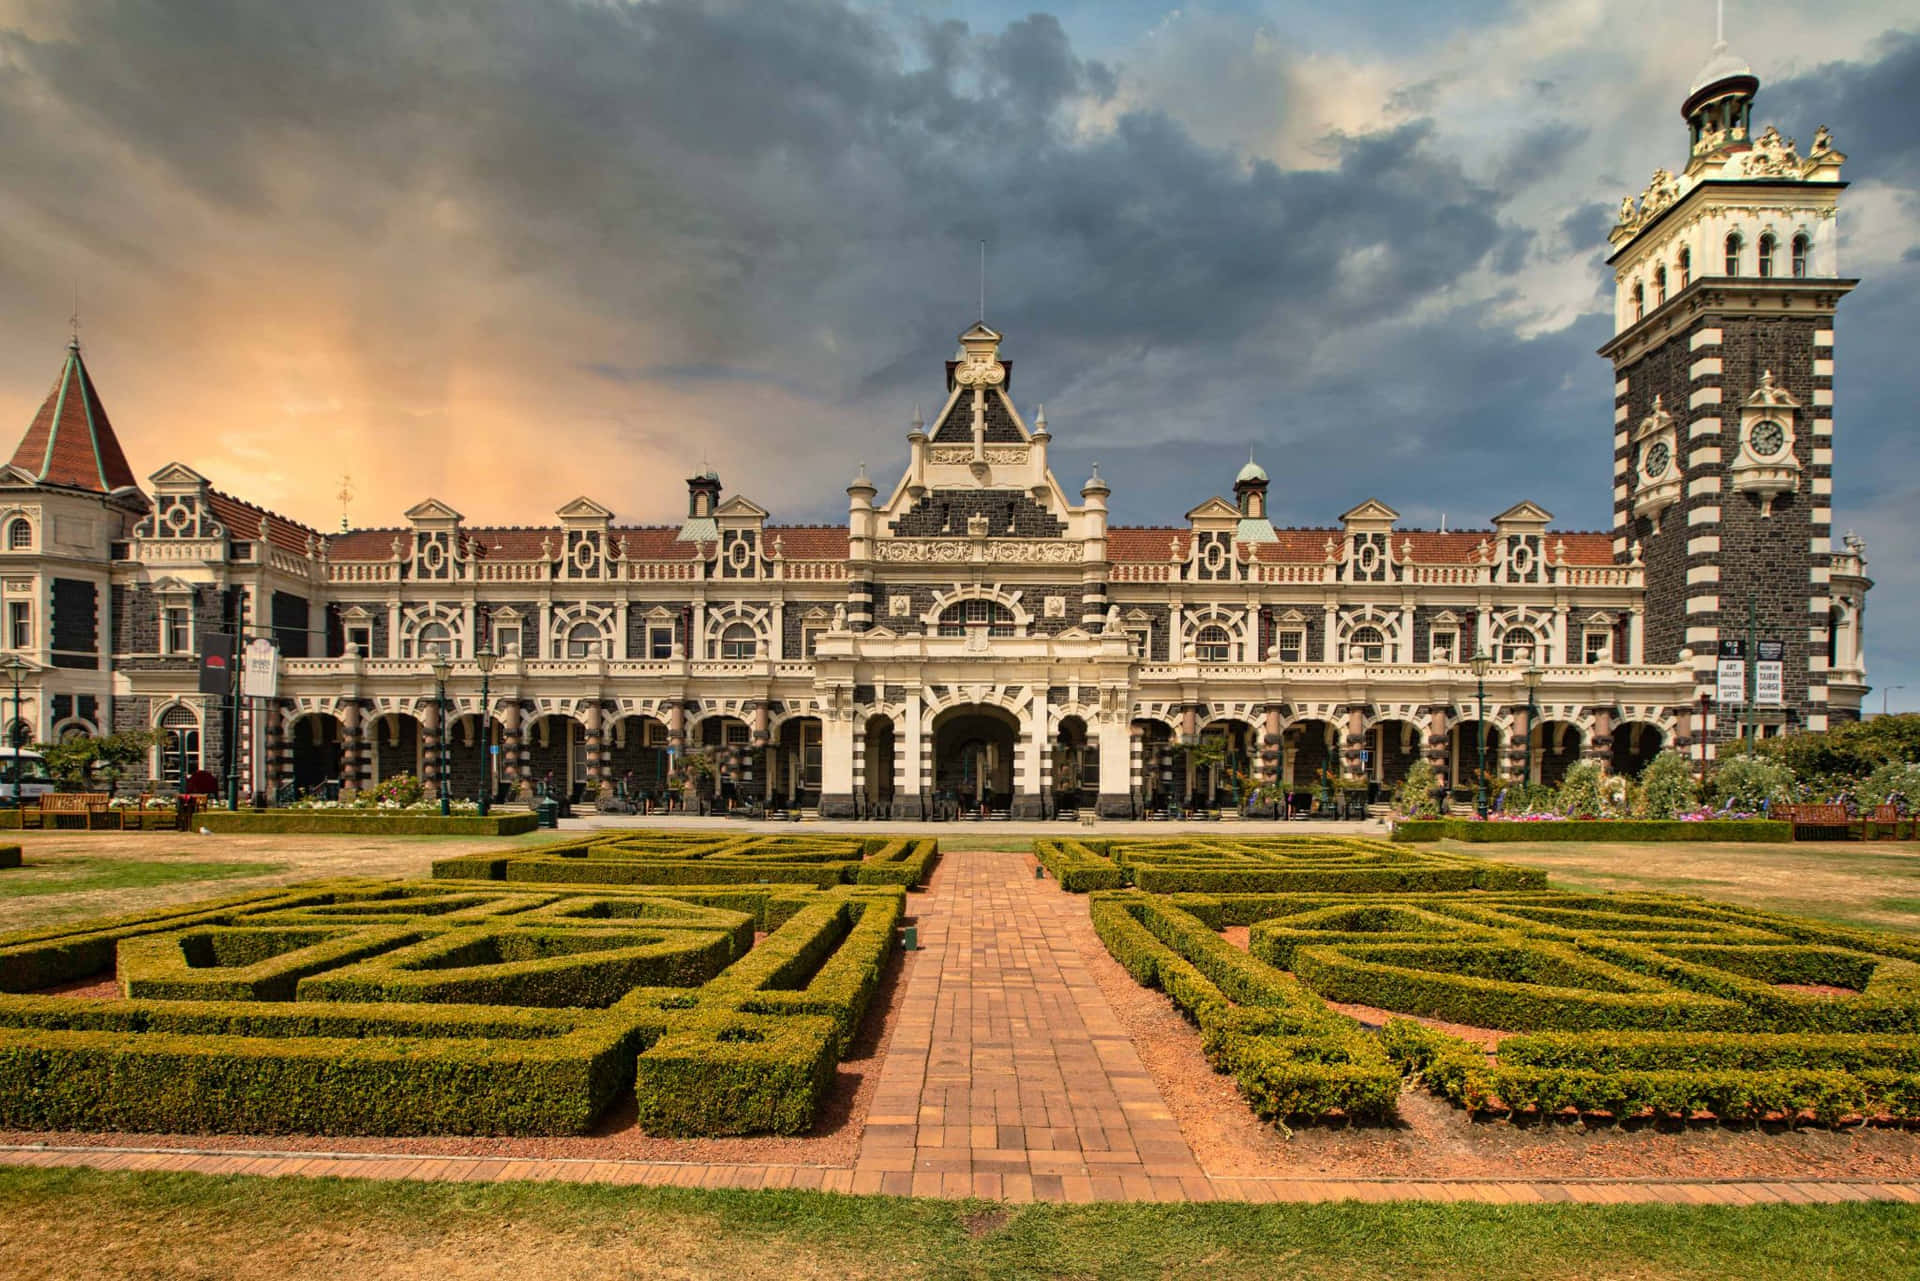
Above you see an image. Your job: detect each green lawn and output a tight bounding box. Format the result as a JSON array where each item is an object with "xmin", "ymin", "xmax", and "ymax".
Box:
[
  {"xmin": 0, "ymin": 1167, "xmax": 1911, "ymax": 1280},
  {"xmin": 1438, "ymin": 838, "xmax": 1920, "ymax": 935},
  {"xmin": 0, "ymin": 855, "xmax": 285, "ymax": 899}
]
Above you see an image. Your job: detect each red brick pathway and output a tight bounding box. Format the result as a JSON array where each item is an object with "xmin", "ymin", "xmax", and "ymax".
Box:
[
  {"xmin": 3, "ymin": 850, "xmax": 1919, "ymax": 1206},
  {"xmin": 851, "ymin": 850, "xmax": 1204, "ymax": 1201}
]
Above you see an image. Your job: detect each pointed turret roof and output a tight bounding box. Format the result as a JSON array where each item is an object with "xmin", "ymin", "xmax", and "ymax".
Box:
[{"xmin": 11, "ymin": 342, "xmax": 140, "ymax": 493}]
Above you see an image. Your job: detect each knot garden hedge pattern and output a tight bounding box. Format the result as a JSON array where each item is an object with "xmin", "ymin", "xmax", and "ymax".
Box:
[
  {"xmin": 1069, "ymin": 837, "xmax": 1920, "ymax": 1127},
  {"xmin": 0, "ymin": 837, "xmax": 934, "ymax": 1137},
  {"xmin": 1033, "ymin": 835, "xmax": 1547, "ymax": 894},
  {"xmin": 433, "ymin": 832, "xmax": 938, "ymax": 889}
]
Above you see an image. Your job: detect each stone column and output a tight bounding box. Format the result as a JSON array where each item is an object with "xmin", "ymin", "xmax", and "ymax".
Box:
[
  {"xmin": 585, "ymin": 700, "xmax": 606, "ymax": 794},
  {"xmin": 502, "ymin": 698, "xmax": 524, "ymax": 786},
  {"xmin": 340, "ymin": 701, "xmax": 365, "ymax": 793},
  {"xmin": 1344, "ymin": 704, "xmax": 1367, "ymax": 777},
  {"xmin": 1586, "ymin": 707, "xmax": 1613, "ymax": 763},
  {"xmin": 1509, "ymin": 704, "xmax": 1533, "ymax": 782},
  {"xmin": 819, "ymin": 711, "xmax": 856, "ymax": 818},
  {"xmin": 1012, "ymin": 687, "xmax": 1047, "ymax": 818},
  {"xmin": 1262, "ymin": 706, "xmax": 1283, "ymax": 787},
  {"xmin": 898, "ymin": 693, "xmax": 924, "ymax": 819},
  {"xmin": 1425, "ymin": 706, "xmax": 1450, "ymax": 790},
  {"xmin": 421, "ymin": 699, "xmax": 442, "ymax": 794},
  {"xmin": 1096, "ymin": 707, "xmax": 1132, "ymax": 818}
]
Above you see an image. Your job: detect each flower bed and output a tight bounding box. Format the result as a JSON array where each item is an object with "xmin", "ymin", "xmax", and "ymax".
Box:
[
  {"xmin": 1392, "ymin": 818, "xmax": 1791, "ymax": 843},
  {"xmin": 195, "ymin": 810, "xmax": 539, "ymax": 836}
]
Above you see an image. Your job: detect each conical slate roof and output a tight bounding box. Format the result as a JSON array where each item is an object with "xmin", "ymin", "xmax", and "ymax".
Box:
[{"xmin": 11, "ymin": 342, "xmax": 140, "ymax": 492}]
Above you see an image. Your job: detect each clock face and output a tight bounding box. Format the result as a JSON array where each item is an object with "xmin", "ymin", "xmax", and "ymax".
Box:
[
  {"xmin": 1644, "ymin": 440, "xmax": 1672, "ymax": 478},
  {"xmin": 1750, "ymin": 419, "xmax": 1786, "ymax": 458}
]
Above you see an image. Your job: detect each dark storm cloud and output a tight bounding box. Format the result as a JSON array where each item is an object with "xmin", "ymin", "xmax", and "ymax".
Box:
[{"xmin": 1766, "ymin": 30, "xmax": 1920, "ymax": 186}]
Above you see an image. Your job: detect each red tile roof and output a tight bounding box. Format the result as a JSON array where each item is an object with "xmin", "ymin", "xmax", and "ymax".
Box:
[
  {"xmin": 205, "ymin": 489, "xmax": 321, "ymax": 555},
  {"xmin": 10, "ymin": 343, "xmax": 140, "ymax": 493},
  {"xmin": 769, "ymin": 525, "xmax": 849, "ymax": 559},
  {"xmin": 1107, "ymin": 527, "xmax": 1189, "ymax": 561},
  {"xmin": 1108, "ymin": 525, "xmax": 1619, "ymax": 566}
]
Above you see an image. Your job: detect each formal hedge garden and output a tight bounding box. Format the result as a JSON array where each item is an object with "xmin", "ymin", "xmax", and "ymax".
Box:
[
  {"xmin": 1072, "ymin": 837, "xmax": 1920, "ymax": 1128},
  {"xmin": 433, "ymin": 831, "xmax": 939, "ymax": 888},
  {"xmin": 0, "ymin": 834, "xmax": 935, "ymax": 1136},
  {"xmin": 1032, "ymin": 836, "xmax": 1545, "ymax": 894}
]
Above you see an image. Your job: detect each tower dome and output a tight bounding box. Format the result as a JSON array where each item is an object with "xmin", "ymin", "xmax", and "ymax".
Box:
[{"xmin": 1235, "ymin": 458, "xmax": 1269, "ymax": 485}]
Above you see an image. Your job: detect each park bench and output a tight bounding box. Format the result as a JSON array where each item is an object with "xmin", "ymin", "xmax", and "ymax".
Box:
[
  {"xmin": 1784, "ymin": 803, "xmax": 1852, "ymax": 841},
  {"xmin": 24, "ymin": 792, "xmax": 114, "ymax": 831},
  {"xmin": 1866, "ymin": 804, "xmax": 1909, "ymax": 840}
]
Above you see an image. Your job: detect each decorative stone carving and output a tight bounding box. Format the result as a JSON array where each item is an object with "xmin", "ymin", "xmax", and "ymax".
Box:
[
  {"xmin": 874, "ymin": 539, "xmax": 1079, "ymax": 565},
  {"xmin": 1043, "ymin": 595, "xmax": 1066, "ymax": 618},
  {"xmin": 929, "ymin": 446, "xmax": 1028, "ymax": 465}
]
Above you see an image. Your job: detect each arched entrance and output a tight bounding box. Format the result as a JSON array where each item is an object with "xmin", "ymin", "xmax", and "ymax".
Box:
[
  {"xmin": 1449, "ymin": 720, "xmax": 1505, "ymax": 796},
  {"xmin": 1135, "ymin": 719, "xmax": 1175, "ymax": 816},
  {"xmin": 1051, "ymin": 715, "xmax": 1095, "ymax": 814},
  {"xmin": 1533, "ymin": 720, "xmax": 1584, "ymax": 787},
  {"xmin": 1366, "ymin": 719, "xmax": 1421, "ymax": 791},
  {"xmin": 1187, "ymin": 720, "xmax": 1256, "ymax": 810},
  {"xmin": 1611, "ymin": 721, "xmax": 1664, "ymax": 778},
  {"xmin": 369, "ymin": 712, "xmax": 421, "ymax": 784},
  {"xmin": 526, "ymin": 714, "xmax": 579, "ymax": 800},
  {"xmin": 862, "ymin": 715, "xmax": 896, "ymax": 814},
  {"xmin": 693, "ymin": 715, "xmax": 753, "ymax": 810},
  {"xmin": 775, "ymin": 716, "xmax": 823, "ymax": 808},
  {"xmin": 1283, "ymin": 718, "xmax": 1335, "ymax": 795},
  {"xmin": 607, "ymin": 715, "xmax": 670, "ymax": 808},
  {"xmin": 933, "ymin": 705, "xmax": 1017, "ymax": 816},
  {"xmin": 288, "ymin": 713, "xmax": 343, "ymax": 797}
]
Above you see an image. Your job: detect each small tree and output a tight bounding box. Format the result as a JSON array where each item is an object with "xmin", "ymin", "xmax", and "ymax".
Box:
[
  {"xmin": 1636, "ymin": 750, "xmax": 1700, "ymax": 819},
  {"xmin": 1706, "ymin": 754, "xmax": 1795, "ymax": 814},
  {"xmin": 30, "ymin": 731, "xmax": 156, "ymax": 797},
  {"xmin": 1393, "ymin": 758, "xmax": 1439, "ymax": 818},
  {"xmin": 1856, "ymin": 761, "xmax": 1920, "ymax": 812},
  {"xmin": 1555, "ymin": 760, "xmax": 1608, "ymax": 818}
]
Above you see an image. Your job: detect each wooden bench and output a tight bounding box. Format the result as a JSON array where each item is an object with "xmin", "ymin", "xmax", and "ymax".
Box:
[
  {"xmin": 1784, "ymin": 803, "xmax": 1853, "ymax": 842},
  {"xmin": 26, "ymin": 793, "xmax": 114, "ymax": 831},
  {"xmin": 1867, "ymin": 804, "xmax": 1909, "ymax": 840}
]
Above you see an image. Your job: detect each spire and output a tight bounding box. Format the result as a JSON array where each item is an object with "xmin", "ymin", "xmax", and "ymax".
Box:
[{"xmin": 10, "ymin": 340, "xmax": 140, "ymax": 493}]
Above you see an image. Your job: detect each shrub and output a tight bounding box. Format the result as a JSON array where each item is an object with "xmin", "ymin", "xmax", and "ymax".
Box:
[
  {"xmin": 0, "ymin": 846, "xmax": 18, "ymax": 870},
  {"xmin": 1635, "ymin": 751, "xmax": 1700, "ymax": 820},
  {"xmin": 1857, "ymin": 761, "xmax": 1920, "ymax": 812},
  {"xmin": 1392, "ymin": 759, "xmax": 1440, "ymax": 819},
  {"xmin": 369, "ymin": 772, "xmax": 426, "ymax": 807},
  {"xmin": 1554, "ymin": 760, "xmax": 1610, "ymax": 818},
  {"xmin": 1708, "ymin": 754, "xmax": 1796, "ymax": 813}
]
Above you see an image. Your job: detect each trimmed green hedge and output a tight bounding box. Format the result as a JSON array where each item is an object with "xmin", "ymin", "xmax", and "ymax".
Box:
[
  {"xmin": 1030, "ymin": 836, "xmax": 1544, "ymax": 894},
  {"xmin": 0, "ymin": 877, "xmax": 908, "ymax": 1137},
  {"xmin": 0, "ymin": 845, "xmax": 18, "ymax": 869},
  {"xmin": 1033, "ymin": 839, "xmax": 1127, "ymax": 891},
  {"xmin": 435, "ymin": 832, "xmax": 938, "ymax": 889},
  {"xmin": 197, "ymin": 810, "xmax": 540, "ymax": 836},
  {"xmin": 1393, "ymin": 818, "xmax": 1792, "ymax": 843}
]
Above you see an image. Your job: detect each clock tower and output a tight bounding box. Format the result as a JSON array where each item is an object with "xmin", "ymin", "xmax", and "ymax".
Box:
[{"xmin": 1599, "ymin": 36, "xmax": 1870, "ymax": 741}]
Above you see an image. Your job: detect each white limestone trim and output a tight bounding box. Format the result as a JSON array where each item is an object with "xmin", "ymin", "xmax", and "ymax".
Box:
[
  {"xmin": 1687, "ymin": 476, "xmax": 1721, "ymax": 498},
  {"xmin": 1813, "ymin": 387, "xmax": 1833, "ymax": 406},
  {"xmin": 1688, "ymin": 506, "xmax": 1721, "ymax": 525},
  {"xmin": 1688, "ymin": 535, "xmax": 1721, "ymax": 556},
  {"xmin": 1686, "ymin": 595, "xmax": 1720, "ymax": 614},
  {"xmin": 1689, "ymin": 387, "xmax": 1722, "ymax": 408},
  {"xmin": 1813, "ymin": 329, "xmax": 1834, "ymax": 348},
  {"xmin": 1687, "ymin": 565, "xmax": 1721, "ymax": 585},
  {"xmin": 1691, "ymin": 329, "xmax": 1723, "ymax": 350},
  {"xmin": 1690, "ymin": 357, "xmax": 1723, "ymax": 380},
  {"xmin": 1689, "ymin": 447, "xmax": 1722, "ymax": 468},
  {"xmin": 1690, "ymin": 417, "xmax": 1721, "ymax": 438},
  {"xmin": 1814, "ymin": 358, "xmax": 1834, "ymax": 376}
]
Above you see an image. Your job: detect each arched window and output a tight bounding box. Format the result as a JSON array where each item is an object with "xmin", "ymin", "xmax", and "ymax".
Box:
[
  {"xmin": 565, "ymin": 621, "xmax": 604, "ymax": 659},
  {"xmin": 1194, "ymin": 625, "xmax": 1233, "ymax": 663},
  {"xmin": 1349, "ymin": 625, "xmax": 1386, "ymax": 663},
  {"xmin": 1653, "ymin": 265, "xmax": 1667, "ymax": 306},
  {"xmin": 718, "ymin": 622, "xmax": 757, "ymax": 660},
  {"xmin": 1757, "ymin": 232, "xmax": 1776, "ymax": 278},
  {"xmin": 1501, "ymin": 627, "xmax": 1537, "ymax": 665},
  {"xmin": 1677, "ymin": 246, "xmax": 1691, "ymax": 289},
  {"xmin": 1724, "ymin": 232, "xmax": 1742, "ymax": 276},
  {"xmin": 1792, "ymin": 233, "xmax": 1810, "ymax": 278},
  {"xmin": 4, "ymin": 519, "xmax": 29, "ymax": 551},
  {"xmin": 937, "ymin": 598, "xmax": 1015, "ymax": 637},
  {"xmin": 158, "ymin": 705, "xmax": 201, "ymax": 790},
  {"xmin": 411, "ymin": 621, "xmax": 453, "ymax": 659},
  {"xmin": 1632, "ymin": 282, "xmax": 1644, "ymax": 322}
]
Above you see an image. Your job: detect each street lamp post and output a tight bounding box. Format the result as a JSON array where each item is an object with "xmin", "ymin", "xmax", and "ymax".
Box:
[
  {"xmin": 1470, "ymin": 649, "xmax": 1493, "ymax": 818},
  {"xmin": 1524, "ymin": 663, "xmax": 1543, "ymax": 787},
  {"xmin": 0, "ymin": 654, "xmax": 30, "ymax": 808},
  {"xmin": 430, "ymin": 648, "xmax": 453, "ymax": 817},
  {"xmin": 475, "ymin": 645, "xmax": 496, "ymax": 816}
]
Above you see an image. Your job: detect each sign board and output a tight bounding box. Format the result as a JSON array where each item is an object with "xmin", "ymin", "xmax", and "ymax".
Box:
[
  {"xmin": 1716, "ymin": 639, "xmax": 1746, "ymax": 706},
  {"xmin": 240, "ymin": 637, "xmax": 279, "ymax": 699},
  {"xmin": 198, "ymin": 631, "xmax": 235, "ymax": 696},
  {"xmin": 1755, "ymin": 639, "xmax": 1785, "ymax": 707}
]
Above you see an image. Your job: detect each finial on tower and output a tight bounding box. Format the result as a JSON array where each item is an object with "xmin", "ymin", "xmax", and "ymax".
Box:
[{"xmin": 336, "ymin": 473, "xmax": 354, "ymax": 533}]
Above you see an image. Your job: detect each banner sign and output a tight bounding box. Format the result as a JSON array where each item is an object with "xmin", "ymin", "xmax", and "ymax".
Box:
[
  {"xmin": 240, "ymin": 637, "xmax": 280, "ymax": 700},
  {"xmin": 198, "ymin": 631, "xmax": 235, "ymax": 697},
  {"xmin": 1716, "ymin": 639, "xmax": 1746, "ymax": 706},
  {"xmin": 1755, "ymin": 639, "xmax": 1785, "ymax": 707}
]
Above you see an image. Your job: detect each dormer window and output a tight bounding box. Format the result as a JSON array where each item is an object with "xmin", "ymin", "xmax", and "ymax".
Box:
[
  {"xmin": 1792, "ymin": 233, "xmax": 1810, "ymax": 278},
  {"xmin": 1678, "ymin": 247, "xmax": 1691, "ymax": 289},
  {"xmin": 1725, "ymin": 232, "xmax": 1742, "ymax": 276},
  {"xmin": 1757, "ymin": 232, "xmax": 1776, "ymax": 278}
]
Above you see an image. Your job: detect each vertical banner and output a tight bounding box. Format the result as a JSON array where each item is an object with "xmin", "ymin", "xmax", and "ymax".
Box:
[
  {"xmin": 1716, "ymin": 639, "xmax": 1746, "ymax": 706},
  {"xmin": 1756, "ymin": 639, "xmax": 1785, "ymax": 707},
  {"xmin": 198, "ymin": 631, "xmax": 235, "ymax": 696},
  {"xmin": 240, "ymin": 638, "xmax": 279, "ymax": 699}
]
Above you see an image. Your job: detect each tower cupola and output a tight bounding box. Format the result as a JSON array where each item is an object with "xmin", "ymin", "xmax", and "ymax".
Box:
[{"xmin": 1683, "ymin": 39, "xmax": 1758, "ymax": 162}]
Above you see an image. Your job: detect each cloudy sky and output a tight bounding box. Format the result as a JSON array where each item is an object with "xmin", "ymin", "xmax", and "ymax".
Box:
[{"xmin": 2, "ymin": 1, "xmax": 1915, "ymax": 700}]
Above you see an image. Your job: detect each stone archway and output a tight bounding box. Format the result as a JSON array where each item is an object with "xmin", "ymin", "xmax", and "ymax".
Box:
[
  {"xmin": 1611, "ymin": 721, "xmax": 1665, "ymax": 778},
  {"xmin": 1051, "ymin": 715, "xmax": 1095, "ymax": 813},
  {"xmin": 1533, "ymin": 720, "xmax": 1584, "ymax": 787},
  {"xmin": 289, "ymin": 713, "xmax": 343, "ymax": 797},
  {"xmin": 932, "ymin": 705, "xmax": 1018, "ymax": 816},
  {"xmin": 862, "ymin": 715, "xmax": 896, "ymax": 814}
]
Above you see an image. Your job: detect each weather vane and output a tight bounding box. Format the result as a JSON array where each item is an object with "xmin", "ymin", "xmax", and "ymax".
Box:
[{"xmin": 337, "ymin": 472, "xmax": 354, "ymax": 533}]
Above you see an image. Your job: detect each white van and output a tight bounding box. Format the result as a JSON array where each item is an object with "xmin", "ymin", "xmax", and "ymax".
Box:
[{"xmin": 0, "ymin": 750, "xmax": 55, "ymax": 801}]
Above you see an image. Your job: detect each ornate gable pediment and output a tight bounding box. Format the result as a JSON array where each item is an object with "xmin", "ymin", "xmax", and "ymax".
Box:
[
  {"xmin": 556, "ymin": 496, "xmax": 613, "ymax": 523},
  {"xmin": 1492, "ymin": 500, "xmax": 1554, "ymax": 528},
  {"xmin": 1339, "ymin": 498, "xmax": 1400, "ymax": 530},
  {"xmin": 339, "ymin": 603, "xmax": 374, "ymax": 622},
  {"xmin": 1583, "ymin": 610, "xmax": 1615, "ymax": 626},
  {"xmin": 714, "ymin": 495, "xmax": 768, "ymax": 521},
  {"xmin": 1275, "ymin": 608, "xmax": 1309, "ymax": 624},
  {"xmin": 1185, "ymin": 496, "xmax": 1240, "ymax": 523},
  {"xmin": 147, "ymin": 462, "xmax": 208, "ymax": 491},
  {"xmin": 404, "ymin": 498, "xmax": 464, "ymax": 525},
  {"xmin": 0, "ymin": 465, "xmax": 40, "ymax": 489},
  {"xmin": 1432, "ymin": 609, "xmax": 1461, "ymax": 625}
]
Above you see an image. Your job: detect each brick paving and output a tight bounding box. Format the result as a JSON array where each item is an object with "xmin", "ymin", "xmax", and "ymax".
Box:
[{"xmin": 2, "ymin": 850, "xmax": 1918, "ymax": 1206}]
